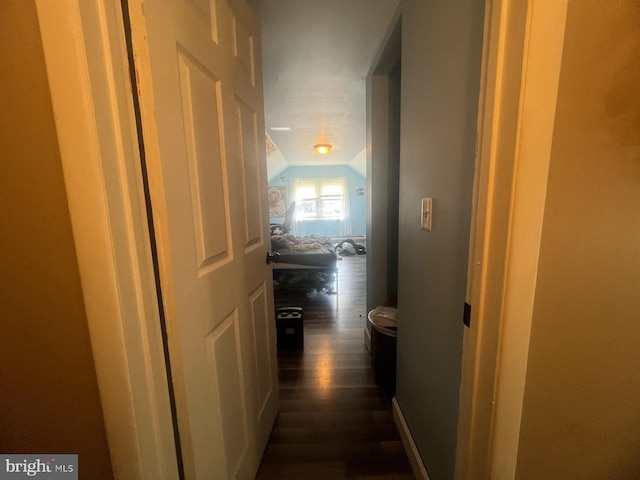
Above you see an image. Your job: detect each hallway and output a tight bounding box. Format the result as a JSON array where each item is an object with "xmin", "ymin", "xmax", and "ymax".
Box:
[{"xmin": 256, "ymin": 255, "xmax": 414, "ymax": 479}]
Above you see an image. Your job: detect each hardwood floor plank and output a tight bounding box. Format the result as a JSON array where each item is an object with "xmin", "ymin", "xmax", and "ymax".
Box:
[{"xmin": 256, "ymin": 256, "xmax": 414, "ymax": 479}]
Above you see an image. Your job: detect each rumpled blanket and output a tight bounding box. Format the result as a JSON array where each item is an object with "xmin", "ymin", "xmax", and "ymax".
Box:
[{"xmin": 271, "ymin": 234, "xmax": 334, "ymax": 252}]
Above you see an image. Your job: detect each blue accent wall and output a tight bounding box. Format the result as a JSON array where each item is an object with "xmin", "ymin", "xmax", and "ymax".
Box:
[{"xmin": 270, "ymin": 165, "xmax": 366, "ymax": 237}]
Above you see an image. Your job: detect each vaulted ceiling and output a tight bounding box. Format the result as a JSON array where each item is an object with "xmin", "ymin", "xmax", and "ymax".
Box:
[{"xmin": 250, "ymin": 0, "xmax": 400, "ymax": 179}]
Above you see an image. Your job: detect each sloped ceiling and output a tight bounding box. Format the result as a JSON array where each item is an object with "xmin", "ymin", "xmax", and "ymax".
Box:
[{"xmin": 250, "ymin": 0, "xmax": 399, "ymax": 175}]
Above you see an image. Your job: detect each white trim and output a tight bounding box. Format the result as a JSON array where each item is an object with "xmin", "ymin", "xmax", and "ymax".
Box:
[
  {"xmin": 455, "ymin": 1, "xmax": 530, "ymax": 477},
  {"xmin": 456, "ymin": 0, "xmax": 569, "ymax": 478},
  {"xmin": 392, "ymin": 397, "xmax": 431, "ymax": 480},
  {"xmin": 489, "ymin": 2, "xmax": 568, "ymax": 476},
  {"xmin": 35, "ymin": 1, "xmax": 179, "ymax": 478}
]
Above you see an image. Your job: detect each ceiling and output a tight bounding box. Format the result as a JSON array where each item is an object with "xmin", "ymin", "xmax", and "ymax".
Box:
[{"xmin": 249, "ymin": 0, "xmax": 400, "ymax": 176}]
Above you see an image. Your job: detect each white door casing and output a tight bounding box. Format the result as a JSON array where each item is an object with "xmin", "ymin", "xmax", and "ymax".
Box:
[
  {"xmin": 127, "ymin": 0, "xmax": 278, "ymax": 478},
  {"xmin": 455, "ymin": 0, "xmax": 569, "ymax": 478}
]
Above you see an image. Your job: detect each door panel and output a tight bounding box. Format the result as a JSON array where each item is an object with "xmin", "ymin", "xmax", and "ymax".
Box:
[
  {"xmin": 128, "ymin": 0, "xmax": 278, "ymax": 478},
  {"xmin": 177, "ymin": 52, "xmax": 232, "ymax": 268},
  {"xmin": 232, "ymin": 14, "xmax": 255, "ymax": 86},
  {"xmin": 236, "ymin": 99, "xmax": 263, "ymax": 249},
  {"xmin": 248, "ymin": 284, "xmax": 275, "ymax": 417},
  {"xmin": 206, "ymin": 313, "xmax": 249, "ymax": 478}
]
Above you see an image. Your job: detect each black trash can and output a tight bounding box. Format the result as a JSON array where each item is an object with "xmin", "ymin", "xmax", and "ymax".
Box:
[
  {"xmin": 276, "ymin": 306, "xmax": 304, "ymax": 350},
  {"xmin": 368, "ymin": 306, "xmax": 398, "ymax": 392}
]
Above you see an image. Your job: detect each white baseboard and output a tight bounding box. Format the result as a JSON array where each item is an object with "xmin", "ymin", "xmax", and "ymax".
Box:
[{"xmin": 392, "ymin": 397, "xmax": 431, "ymax": 480}]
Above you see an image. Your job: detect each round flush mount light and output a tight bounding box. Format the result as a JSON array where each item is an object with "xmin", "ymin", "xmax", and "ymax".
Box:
[{"xmin": 313, "ymin": 144, "xmax": 332, "ymax": 155}]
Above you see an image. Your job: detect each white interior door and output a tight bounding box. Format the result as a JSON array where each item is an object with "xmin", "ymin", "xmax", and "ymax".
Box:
[{"xmin": 127, "ymin": 0, "xmax": 278, "ymax": 478}]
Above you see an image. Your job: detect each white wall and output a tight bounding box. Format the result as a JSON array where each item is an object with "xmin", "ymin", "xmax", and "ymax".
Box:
[
  {"xmin": 515, "ymin": 1, "xmax": 640, "ymax": 478},
  {"xmin": 266, "ymin": 149, "xmax": 289, "ymax": 183},
  {"xmin": 394, "ymin": 1, "xmax": 485, "ymax": 478}
]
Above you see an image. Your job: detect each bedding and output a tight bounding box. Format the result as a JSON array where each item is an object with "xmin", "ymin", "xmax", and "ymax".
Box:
[
  {"xmin": 270, "ymin": 234, "xmax": 339, "ymax": 293},
  {"xmin": 270, "ymin": 234, "xmax": 337, "ymax": 266}
]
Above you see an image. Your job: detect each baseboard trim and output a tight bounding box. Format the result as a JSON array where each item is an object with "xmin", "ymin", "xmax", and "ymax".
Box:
[{"xmin": 392, "ymin": 396, "xmax": 431, "ymax": 480}]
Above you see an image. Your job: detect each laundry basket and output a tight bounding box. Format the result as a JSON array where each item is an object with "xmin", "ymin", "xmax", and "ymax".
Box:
[{"xmin": 367, "ymin": 306, "xmax": 398, "ymax": 392}]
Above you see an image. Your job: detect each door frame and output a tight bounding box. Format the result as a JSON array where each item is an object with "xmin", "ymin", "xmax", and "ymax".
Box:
[
  {"xmin": 366, "ymin": 11, "xmax": 402, "ymax": 315},
  {"xmin": 455, "ymin": 0, "xmax": 569, "ymax": 478},
  {"xmin": 36, "ymin": 1, "xmax": 179, "ymax": 478}
]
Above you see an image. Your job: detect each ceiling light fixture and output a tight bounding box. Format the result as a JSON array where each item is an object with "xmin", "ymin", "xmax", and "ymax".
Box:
[{"xmin": 313, "ymin": 143, "xmax": 332, "ymax": 155}]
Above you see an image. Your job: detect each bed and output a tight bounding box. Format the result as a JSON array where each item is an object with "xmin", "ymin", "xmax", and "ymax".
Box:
[{"xmin": 269, "ymin": 234, "xmax": 339, "ymax": 294}]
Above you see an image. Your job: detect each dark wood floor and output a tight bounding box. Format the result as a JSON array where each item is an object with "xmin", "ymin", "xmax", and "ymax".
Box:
[{"xmin": 256, "ymin": 256, "xmax": 415, "ymax": 479}]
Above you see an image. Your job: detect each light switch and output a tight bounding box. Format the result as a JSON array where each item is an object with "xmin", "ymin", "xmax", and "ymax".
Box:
[{"xmin": 421, "ymin": 197, "xmax": 433, "ymax": 231}]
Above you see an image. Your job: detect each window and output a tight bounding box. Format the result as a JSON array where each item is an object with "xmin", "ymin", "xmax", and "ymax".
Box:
[{"xmin": 293, "ymin": 178, "xmax": 346, "ymax": 220}]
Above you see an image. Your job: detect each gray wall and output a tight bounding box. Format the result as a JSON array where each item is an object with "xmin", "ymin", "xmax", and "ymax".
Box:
[
  {"xmin": 394, "ymin": 1, "xmax": 484, "ymax": 479},
  {"xmin": 515, "ymin": 1, "xmax": 640, "ymax": 478}
]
